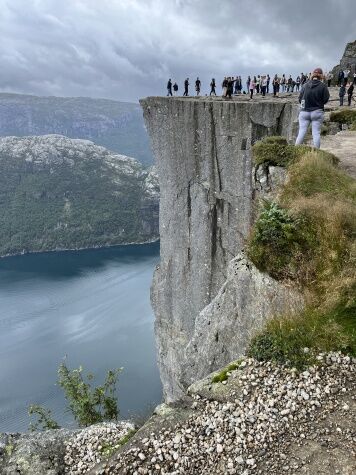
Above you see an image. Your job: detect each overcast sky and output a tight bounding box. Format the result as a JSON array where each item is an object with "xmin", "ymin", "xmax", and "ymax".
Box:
[{"xmin": 0, "ymin": 0, "xmax": 355, "ymax": 103}]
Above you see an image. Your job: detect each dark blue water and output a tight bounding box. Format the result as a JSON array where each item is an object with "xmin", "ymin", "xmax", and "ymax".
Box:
[{"xmin": 0, "ymin": 243, "xmax": 162, "ymax": 432}]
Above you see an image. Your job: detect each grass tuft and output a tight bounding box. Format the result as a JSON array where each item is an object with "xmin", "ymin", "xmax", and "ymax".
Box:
[
  {"xmin": 252, "ymin": 137, "xmax": 338, "ymax": 168},
  {"xmin": 330, "ymin": 109, "xmax": 356, "ymax": 125}
]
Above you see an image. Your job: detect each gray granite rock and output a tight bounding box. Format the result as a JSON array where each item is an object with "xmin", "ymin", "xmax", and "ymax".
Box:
[
  {"xmin": 140, "ymin": 96, "xmax": 299, "ymax": 402},
  {"xmin": 184, "ymin": 253, "xmax": 304, "ymax": 384},
  {"xmin": 0, "ymin": 429, "xmax": 73, "ymax": 475},
  {"xmin": 331, "ymin": 40, "xmax": 356, "ymax": 82}
]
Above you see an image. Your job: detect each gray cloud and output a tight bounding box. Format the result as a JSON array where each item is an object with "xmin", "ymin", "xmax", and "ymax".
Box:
[{"xmin": 0, "ymin": 0, "xmax": 355, "ymax": 102}]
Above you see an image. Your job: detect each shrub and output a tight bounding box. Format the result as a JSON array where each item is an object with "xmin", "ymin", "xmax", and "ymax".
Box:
[
  {"xmin": 247, "ymin": 201, "xmax": 313, "ymax": 281},
  {"xmin": 330, "ymin": 109, "xmax": 356, "ymax": 125},
  {"xmin": 29, "ymin": 362, "xmax": 122, "ymax": 430},
  {"xmin": 58, "ymin": 363, "xmax": 122, "ymax": 427}
]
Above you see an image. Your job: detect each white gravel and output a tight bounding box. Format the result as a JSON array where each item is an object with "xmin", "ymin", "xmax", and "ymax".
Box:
[{"xmin": 89, "ymin": 352, "xmax": 355, "ymax": 475}]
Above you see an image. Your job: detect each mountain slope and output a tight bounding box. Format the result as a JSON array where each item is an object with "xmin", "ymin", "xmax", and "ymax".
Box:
[
  {"xmin": 0, "ymin": 135, "xmax": 159, "ymax": 256},
  {"xmin": 0, "ymin": 93, "xmax": 153, "ymax": 165}
]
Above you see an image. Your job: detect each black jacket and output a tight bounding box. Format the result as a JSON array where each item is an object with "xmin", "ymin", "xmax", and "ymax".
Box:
[{"xmin": 299, "ymin": 80, "xmax": 330, "ymax": 111}]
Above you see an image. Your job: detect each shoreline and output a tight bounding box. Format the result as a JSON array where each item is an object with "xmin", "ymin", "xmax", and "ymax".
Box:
[{"xmin": 0, "ymin": 237, "xmax": 160, "ymax": 260}]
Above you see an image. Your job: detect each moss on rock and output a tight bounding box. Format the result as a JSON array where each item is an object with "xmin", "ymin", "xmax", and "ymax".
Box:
[{"xmin": 211, "ymin": 360, "xmax": 243, "ymax": 383}]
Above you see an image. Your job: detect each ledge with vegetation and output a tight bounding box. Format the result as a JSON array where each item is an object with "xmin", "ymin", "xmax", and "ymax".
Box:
[{"xmin": 246, "ymin": 136, "xmax": 355, "ymax": 368}]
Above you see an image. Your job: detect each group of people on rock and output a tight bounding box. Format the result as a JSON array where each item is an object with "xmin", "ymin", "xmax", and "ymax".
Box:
[
  {"xmin": 166, "ymin": 72, "xmax": 345, "ymax": 99},
  {"xmin": 166, "ymin": 66, "xmax": 354, "ymax": 155},
  {"xmin": 337, "ymin": 68, "xmax": 356, "ymax": 87},
  {"xmin": 339, "ymin": 81, "xmax": 354, "ymax": 106}
]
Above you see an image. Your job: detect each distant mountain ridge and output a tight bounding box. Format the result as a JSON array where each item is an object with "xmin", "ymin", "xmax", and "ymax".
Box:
[
  {"xmin": 0, "ymin": 135, "xmax": 159, "ymax": 257},
  {"xmin": 0, "ymin": 93, "xmax": 153, "ymax": 165}
]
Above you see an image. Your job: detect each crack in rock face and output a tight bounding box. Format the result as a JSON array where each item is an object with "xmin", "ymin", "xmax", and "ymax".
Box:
[{"xmin": 140, "ymin": 97, "xmax": 299, "ymax": 402}]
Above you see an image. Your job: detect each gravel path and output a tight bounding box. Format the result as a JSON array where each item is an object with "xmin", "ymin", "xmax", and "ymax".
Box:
[{"xmin": 86, "ymin": 353, "xmax": 355, "ymax": 475}]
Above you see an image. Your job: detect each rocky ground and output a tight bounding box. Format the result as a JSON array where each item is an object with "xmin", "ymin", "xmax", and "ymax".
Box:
[
  {"xmin": 88, "ymin": 353, "xmax": 355, "ymax": 475},
  {"xmin": 0, "ymin": 421, "xmax": 135, "ymax": 475}
]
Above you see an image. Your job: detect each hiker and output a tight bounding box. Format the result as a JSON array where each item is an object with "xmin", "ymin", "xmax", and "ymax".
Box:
[
  {"xmin": 173, "ymin": 82, "xmax": 178, "ymax": 95},
  {"xmin": 195, "ymin": 77, "xmax": 201, "ymax": 96},
  {"xmin": 256, "ymin": 75, "xmax": 261, "ymax": 94},
  {"xmin": 183, "ymin": 78, "xmax": 189, "ymax": 96},
  {"xmin": 347, "ymin": 82, "xmax": 354, "ymax": 106},
  {"xmin": 287, "ymin": 75, "xmax": 293, "ymax": 92},
  {"xmin": 295, "ymin": 68, "xmax": 330, "ymax": 149},
  {"xmin": 234, "ymin": 77, "xmax": 239, "ymax": 95},
  {"xmin": 280, "ymin": 74, "xmax": 286, "ymax": 93},
  {"xmin": 249, "ymin": 77, "xmax": 256, "ymax": 99},
  {"xmin": 226, "ymin": 77, "xmax": 237, "ymax": 99},
  {"xmin": 272, "ymin": 74, "xmax": 280, "ymax": 97},
  {"xmin": 261, "ymin": 75, "xmax": 268, "ymax": 96},
  {"xmin": 222, "ymin": 77, "xmax": 228, "ymax": 97},
  {"xmin": 339, "ymin": 83, "xmax": 346, "ymax": 106},
  {"xmin": 237, "ymin": 76, "xmax": 243, "ymax": 94},
  {"xmin": 338, "ymin": 70, "xmax": 344, "ymax": 87},
  {"xmin": 296, "ymin": 76, "xmax": 301, "ymax": 91},
  {"xmin": 210, "ymin": 78, "xmax": 216, "ymax": 96},
  {"xmin": 266, "ymin": 74, "xmax": 270, "ymax": 94},
  {"xmin": 327, "ymin": 72, "xmax": 333, "ymax": 87},
  {"xmin": 246, "ymin": 76, "xmax": 251, "ymax": 92},
  {"xmin": 343, "ymin": 69, "xmax": 350, "ymax": 86},
  {"xmin": 167, "ymin": 79, "xmax": 173, "ymax": 96}
]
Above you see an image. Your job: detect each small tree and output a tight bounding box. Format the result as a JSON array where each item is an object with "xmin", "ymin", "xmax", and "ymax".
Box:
[
  {"xmin": 28, "ymin": 362, "xmax": 122, "ymax": 430},
  {"xmin": 58, "ymin": 363, "xmax": 122, "ymax": 427}
]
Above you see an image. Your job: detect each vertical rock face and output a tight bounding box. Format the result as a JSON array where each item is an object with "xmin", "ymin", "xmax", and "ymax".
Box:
[
  {"xmin": 331, "ymin": 40, "xmax": 356, "ymax": 79},
  {"xmin": 140, "ymin": 97, "xmax": 299, "ymax": 402}
]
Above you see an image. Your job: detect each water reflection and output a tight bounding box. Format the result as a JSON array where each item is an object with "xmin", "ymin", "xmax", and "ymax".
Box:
[{"xmin": 0, "ymin": 242, "xmax": 162, "ymax": 432}]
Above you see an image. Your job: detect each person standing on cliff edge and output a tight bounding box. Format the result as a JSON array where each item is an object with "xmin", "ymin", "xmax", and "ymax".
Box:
[
  {"xmin": 195, "ymin": 77, "xmax": 201, "ymax": 96},
  {"xmin": 167, "ymin": 78, "xmax": 173, "ymax": 96},
  {"xmin": 295, "ymin": 68, "xmax": 330, "ymax": 149},
  {"xmin": 183, "ymin": 78, "xmax": 189, "ymax": 96}
]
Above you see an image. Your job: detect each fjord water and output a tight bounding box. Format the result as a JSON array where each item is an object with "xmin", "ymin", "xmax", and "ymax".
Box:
[{"xmin": 0, "ymin": 243, "xmax": 162, "ymax": 432}]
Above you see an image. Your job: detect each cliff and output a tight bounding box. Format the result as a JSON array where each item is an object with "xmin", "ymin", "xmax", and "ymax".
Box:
[
  {"xmin": 0, "ymin": 93, "xmax": 153, "ymax": 165},
  {"xmin": 0, "ymin": 135, "xmax": 159, "ymax": 256},
  {"xmin": 140, "ymin": 96, "xmax": 302, "ymax": 402},
  {"xmin": 331, "ymin": 40, "xmax": 356, "ymax": 81}
]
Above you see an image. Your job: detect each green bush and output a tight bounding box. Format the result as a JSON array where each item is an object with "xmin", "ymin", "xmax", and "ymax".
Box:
[
  {"xmin": 58, "ymin": 363, "xmax": 122, "ymax": 427},
  {"xmin": 330, "ymin": 109, "xmax": 356, "ymax": 125},
  {"xmin": 29, "ymin": 362, "xmax": 122, "ymax": 430},
  {"xmin": 247, "ymin": 201, "xmax": 313, "ymax": 281}
]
